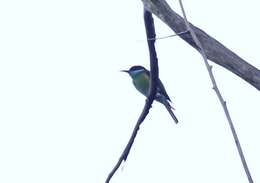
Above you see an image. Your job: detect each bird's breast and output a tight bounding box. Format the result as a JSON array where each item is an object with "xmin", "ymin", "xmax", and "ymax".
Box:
[{"xmin": 132, "ymin": 73, "xmax": 150, "ymax": 96}]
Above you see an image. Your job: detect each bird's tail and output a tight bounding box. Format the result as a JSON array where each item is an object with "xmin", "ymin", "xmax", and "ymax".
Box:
[
  {"xmin": 156, "ymin": 94, "xmax": 178, "ymax": 124},
  {"xmin": 164, "ymin": 102, "xmax": 178, "ymax": 124}
]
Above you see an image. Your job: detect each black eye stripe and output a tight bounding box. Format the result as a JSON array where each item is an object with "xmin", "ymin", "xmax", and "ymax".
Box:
[
  {"xmin": 129, "ymin": 65, "xmax": 145, "ymax": 72},
  {"xmin": 131, "ymin": 69, "xmax": 143, "ymax": 74}
]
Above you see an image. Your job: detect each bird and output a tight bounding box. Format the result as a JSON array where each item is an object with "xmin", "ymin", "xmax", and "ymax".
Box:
[{"xmin": 121, "ymin": 65, "xmax": 178, "ymax": 124}]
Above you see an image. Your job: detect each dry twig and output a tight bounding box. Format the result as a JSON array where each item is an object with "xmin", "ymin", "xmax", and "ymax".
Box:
[{"xmin": 178, "ymin": 0, "xmax": 253, "ymax": 182}]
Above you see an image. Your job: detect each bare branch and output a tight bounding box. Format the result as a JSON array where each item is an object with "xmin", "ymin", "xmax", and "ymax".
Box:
[
  {"xmin": 147, "ymin": 30, "xmax": 189, "ymax": 40},
  {"xmin": 142, "ymin": 0, "xmax": 260, "ymax": 90},
  {"xmin": 178, "ymin": 0, "xmax": 254, "ymax": 182},
  {"xmin": 105, "ymin": 9, "xmax": 159, "ymax": 183}
]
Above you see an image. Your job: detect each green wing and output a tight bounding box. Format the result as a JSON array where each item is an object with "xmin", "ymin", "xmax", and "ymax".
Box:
[
  {"xmin": 157, "ymin": 79, "xmax": 171, "ymax": 102},
  {"xmin": 132, "ymin": 70, "xmax": 172, "ymax": 102}
]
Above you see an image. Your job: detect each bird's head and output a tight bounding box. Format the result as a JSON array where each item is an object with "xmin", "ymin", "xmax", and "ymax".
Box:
[{"xmin": 121, "ymin": 65, "xmax": 147, "ymax": 78}]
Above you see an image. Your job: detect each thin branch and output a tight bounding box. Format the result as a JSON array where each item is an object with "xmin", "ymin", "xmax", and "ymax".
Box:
[
  {"xmin": 105, "ymin": 9, "xmax": 159, "ymax": 183},
  {"xmin": 141, "ymin": 0, "xmax": 260, "ymax": 90},
  {"xmin": 147, "ymin": 30, "xmax": 189, "ymax": 40},
  {"xmin": 178, "ymin": 0, "xmax": 253, "ymax": 182}
]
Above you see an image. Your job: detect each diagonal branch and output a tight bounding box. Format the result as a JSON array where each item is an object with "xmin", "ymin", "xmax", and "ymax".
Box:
[
  {"xmin": 178, "ymin": 0, "xmax": 253, "ymax": 182},
  {"xmin": 141, "ymin": 0, "xmax": 260, "ymax": 90},
  {"xmin": 105, "ymin": 9, "xmax": 159, "ymax": 183}
]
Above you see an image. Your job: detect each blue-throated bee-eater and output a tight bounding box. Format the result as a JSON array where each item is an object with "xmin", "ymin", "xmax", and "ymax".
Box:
[{"xmin": 121, "ymin": 65, "xmax": 178, "ymax": 124}]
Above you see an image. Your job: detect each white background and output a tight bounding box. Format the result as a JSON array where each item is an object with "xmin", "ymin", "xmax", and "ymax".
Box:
[{"xmin": 0, "ymin": 0, "xmax": 260, "ymax": 183}]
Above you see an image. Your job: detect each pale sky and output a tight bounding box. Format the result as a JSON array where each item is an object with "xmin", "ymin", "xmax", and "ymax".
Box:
[{"xmin": 0, "ymin": 0, "xmax": 260, "ymax": 183}]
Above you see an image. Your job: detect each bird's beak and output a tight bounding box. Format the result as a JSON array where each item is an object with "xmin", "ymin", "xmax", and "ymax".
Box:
[{"xmin": 120, "ymin": 70, "xmax": 129, "ymax": 73}]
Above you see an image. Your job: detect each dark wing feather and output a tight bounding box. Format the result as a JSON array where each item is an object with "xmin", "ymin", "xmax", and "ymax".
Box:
[{"xmin": 146, "ymin": 69, "xmax": 172, "ymax": 102}]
